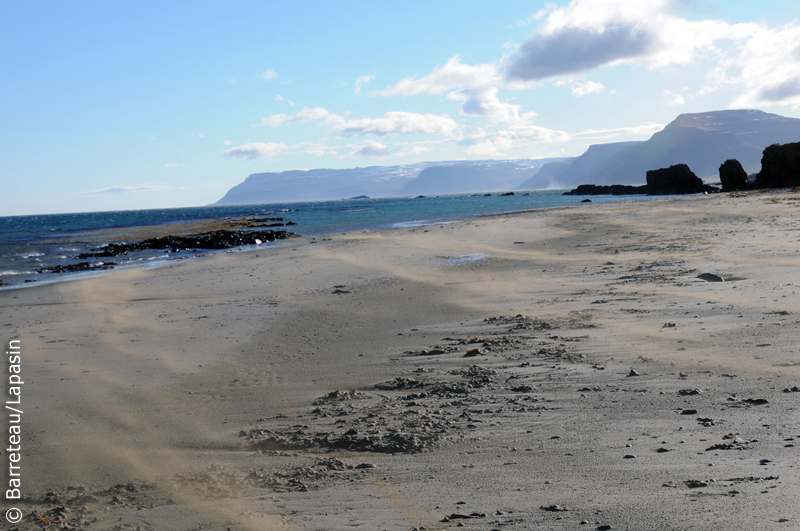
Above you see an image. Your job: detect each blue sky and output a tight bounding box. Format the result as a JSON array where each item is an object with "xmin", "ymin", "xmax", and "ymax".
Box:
[{"xmin": 2, "ymin": 0, "xmax": 800, "ymax": 216}]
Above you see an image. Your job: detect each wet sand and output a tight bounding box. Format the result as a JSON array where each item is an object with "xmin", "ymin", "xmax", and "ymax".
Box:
[{"xmin": 3, "ymin": 190, "xmax": 800, "ymax": 530}]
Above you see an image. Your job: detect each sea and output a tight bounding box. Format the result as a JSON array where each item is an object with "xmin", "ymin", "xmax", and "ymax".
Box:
[{"xmin": 0, "ymin": 190, "xmax": 645, "ymax": 290}]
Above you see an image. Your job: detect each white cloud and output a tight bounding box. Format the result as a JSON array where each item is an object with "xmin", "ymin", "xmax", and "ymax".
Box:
[
  {"xmin": 572, "ymin": 122, "xmax": 665, "ymax": 139},
  {"xmin": 274, "ymin": 94, "xmax": 295, "ymax": 106},
  {"xmin": 465, "ymin": 118, "xmax": 664, "ymax": 157},
  {"xmin": 330, "ymin": 111, "xmax": 460, "ymax": 136},
  {"xmin": 467, "ymin": 124, "xmax": 571, "ymax": 156},
  {"xmin": 396, "ymin": 144, "xmax": 431, "ymax": 156},
  {"xmin": 223, "ymin": 142, "xmax": 289, "ymax": 160},
  {"xmin": 79, "ymin": 184, "xmax": 187, "ymax": 195},
  {"xmin": 264, "ymin": 107, "xmax": 460, "ymax": 137},
  {"xmin": 260, "ymin": 69, "xmax": 279, "ymax": 80},
  {"xmin": 730, "ymin": 22, "xmax": 800, "ymax": 109},
  {"xmin": 447, "ymin": 87, "xmax": 537, "ymax": 126},
  {"xmin": 164, "ymin": 163, "xmax": 183, "ymax": 168},
  {"xmin": 350, "ymin": 141, "xmax": 391, "ymax": 157},
  {"xmin": 570, "ymin": 80, "xmax": 605, "ymax": 96},
  {"xmin": 295, "ymin": 141, "xmax": 334, "ymax": 157},
  {"xmin": 665, "ymin": 91, "xmax": 685, "ymax": 105},
  {"xmin": 552, "ymin": 79, "xmax": 606, "ymax": 96},
  {"xmin": 224, "ymin": 140, "xmax": 232, "ymax": 145},
  {"xmin": 262, "ymin": 107, "xmax": 331, "ymax": 127},
  {"xmin": 355, "ymin": 74, "xmax": 375, "ymax": 95},
  {"xmin": 375, "ymin": 55, "xmax": 501, "ymax": 96}
]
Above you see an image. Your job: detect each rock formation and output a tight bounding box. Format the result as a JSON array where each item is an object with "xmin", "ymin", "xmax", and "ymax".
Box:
[
  {"xmin": 646, "ymin": 164, "xmax": 714, "ymax": 195},
  {"xmin": 718, "ymin": 159, "xmax": 749, "ymax": 192},
  {"xmin": 756, "ymin": 141, "xmax": 800, "ymax": 189},
  {"xmin": 563, "ymin": 184, "xmax": 647, "ymax": 196}
]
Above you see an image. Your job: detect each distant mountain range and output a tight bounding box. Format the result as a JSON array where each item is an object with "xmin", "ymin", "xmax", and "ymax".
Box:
[
  {"xmin": 215, "ymin": 109, "xmax": 800, "ymax": 205},
  {"xmin": 214, "ymin": 158, "xmax": 565, "ymax": 205},
  {"xmin": 519, "ymin": 109, "xmax": 800, "ymax": 188}
]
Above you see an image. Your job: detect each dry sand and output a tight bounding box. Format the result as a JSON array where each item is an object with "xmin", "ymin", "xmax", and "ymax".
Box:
[{"xmin": 2, "ymin": 191, "xmax": 800, "ymax": 530}]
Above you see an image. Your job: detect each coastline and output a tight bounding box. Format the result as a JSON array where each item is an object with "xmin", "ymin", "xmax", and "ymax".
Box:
[
  {"xmin": 3, "ymin": 191, "xmax": 800, "ymax": 530},
  {"xmin": 0, "ymin": 190, "xmax": 645, "ymax": 290}
]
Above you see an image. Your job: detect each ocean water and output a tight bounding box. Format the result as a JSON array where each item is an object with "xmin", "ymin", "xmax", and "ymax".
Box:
[{"xmin": 0, "ymin": 190, "xmax": 643, "ymax": 289}]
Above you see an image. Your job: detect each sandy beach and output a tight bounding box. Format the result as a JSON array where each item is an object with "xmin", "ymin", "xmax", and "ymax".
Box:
[{"xmin": 3, "ymin": 191, "xmax": 800, "ymax": 530}]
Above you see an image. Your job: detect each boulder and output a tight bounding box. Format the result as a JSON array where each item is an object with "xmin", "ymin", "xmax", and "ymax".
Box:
[
  {"xmin": 756, "ymin": 141, "xmax": 800, "ymax": 189},
  {"xmin": 646, "ymin": 164, "xmax": 713, "ymax": 195},
  {"xmin": 718, "ymin": 159, "xmax": 748, "ymax": 192}
]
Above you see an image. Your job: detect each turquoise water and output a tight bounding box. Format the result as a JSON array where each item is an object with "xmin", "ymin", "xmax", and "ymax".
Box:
[{"xmin": 0, "ymin": 190, "xmax": 644, "ymax": 288}]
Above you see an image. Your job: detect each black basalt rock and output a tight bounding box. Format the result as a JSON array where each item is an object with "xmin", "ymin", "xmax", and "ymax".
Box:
[
  {"xmin": 646, "ymin": 164, "xmax": 714, "ymax": 195},
  {"xmin": 76, "ymin": 229, "xmax": 299, "ymax": 259},
  {"xmin": 756, "ymin": 141, "xmax": 800, "ymax": 189},
  {"xmin": 563, "ymin": 184, "xmax": 647, "ymax": 196},
  {"xmin": 719, "ymin": 159, "xmax": 749, "ymax": 192}
]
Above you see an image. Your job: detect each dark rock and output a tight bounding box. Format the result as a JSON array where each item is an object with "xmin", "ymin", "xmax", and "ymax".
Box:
[
  {"xmin": 581, "ymin": 198, "xmax": 592, "ymax": 202},
  {"xmin": 697, "ymin": 273, "xmax": 724, "ymax": 282},
  {"xmin": 680, "ymin": 409, "xmax": 698, "ymax": 415},
  {"xmin": 756, "ymin": 141, "xmax": 800, "ymax": 189},
  {"xmin": 443, "ymin": 513, "xmax": 486, "ymax": 521},
  {"xmin": 499, "ymin": 192, "xmax": 515, "ymax": 196},
  {"xmin": 375, "ymin": 378, "xmax": 427, "ymax": 391},
  {"xmin": 76, "ymin": 229, "xmax": 299, "ymax": 258},
  {"xmin": 706, "ymin": 442, "xmax": 747, "ymax": 451},
  {"xmin": 563, "ymin": 184, "xmax": 647, "ymax": 196},
  {"xmin": 540, "ymin": 505, "xmax": 568, "ymax": 512},
  {"xmin": 646, "ymin": 164, "xmax": 715, "ymax": 195},
  {"xmin": 718, "ymin": 159, "xmax": 748, "ymax": 192},
  {"xmin": 678, "ymin": 389, "xmax": 702, "ymax": 396},
  {"xmin": 38, "ymin": 262, "xmax": 117, "ymax": 274}
]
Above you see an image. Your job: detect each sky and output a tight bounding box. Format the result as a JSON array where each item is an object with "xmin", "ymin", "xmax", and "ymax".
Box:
[{"xmin": 2, "ymin": 0, "xmax": 800, "ymax": 216}]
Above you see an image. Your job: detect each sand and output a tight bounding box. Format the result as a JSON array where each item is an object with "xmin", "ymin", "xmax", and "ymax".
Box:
[{"xmin": 2, "ymin": 190, "xmax": 800, "ymax": 530}]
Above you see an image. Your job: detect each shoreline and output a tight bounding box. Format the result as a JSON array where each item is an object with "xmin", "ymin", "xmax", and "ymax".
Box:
[
  {"xmin": 0, "ymin": 190, "xmax": 649, "ymax": 290},
  {"xmin": 3, "ymin": 191, "xmax": 800, "ymax": 530}
]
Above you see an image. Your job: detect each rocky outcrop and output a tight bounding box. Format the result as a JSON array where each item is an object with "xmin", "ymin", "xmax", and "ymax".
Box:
[
  {"xmin": 718, "ymin": 159, "xmax": 749, "ymax": 192},
  {"xmin": 38, "ymin": 262, "xmax": 117, "ymax": 274},
  {"xmin": 756, "ymin": 141, "xmax": 800, "ymax": 189},
  {"xmin": 76, "ymin": 229, "xmax": 299, "ymax": 258},
  {"xmin": 646, "ymin": 164, "xmax": 715, "ymax": 195},
  {"xmin": 563, "ymin": 184, "xmax": 647, "ymax": 196}
]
